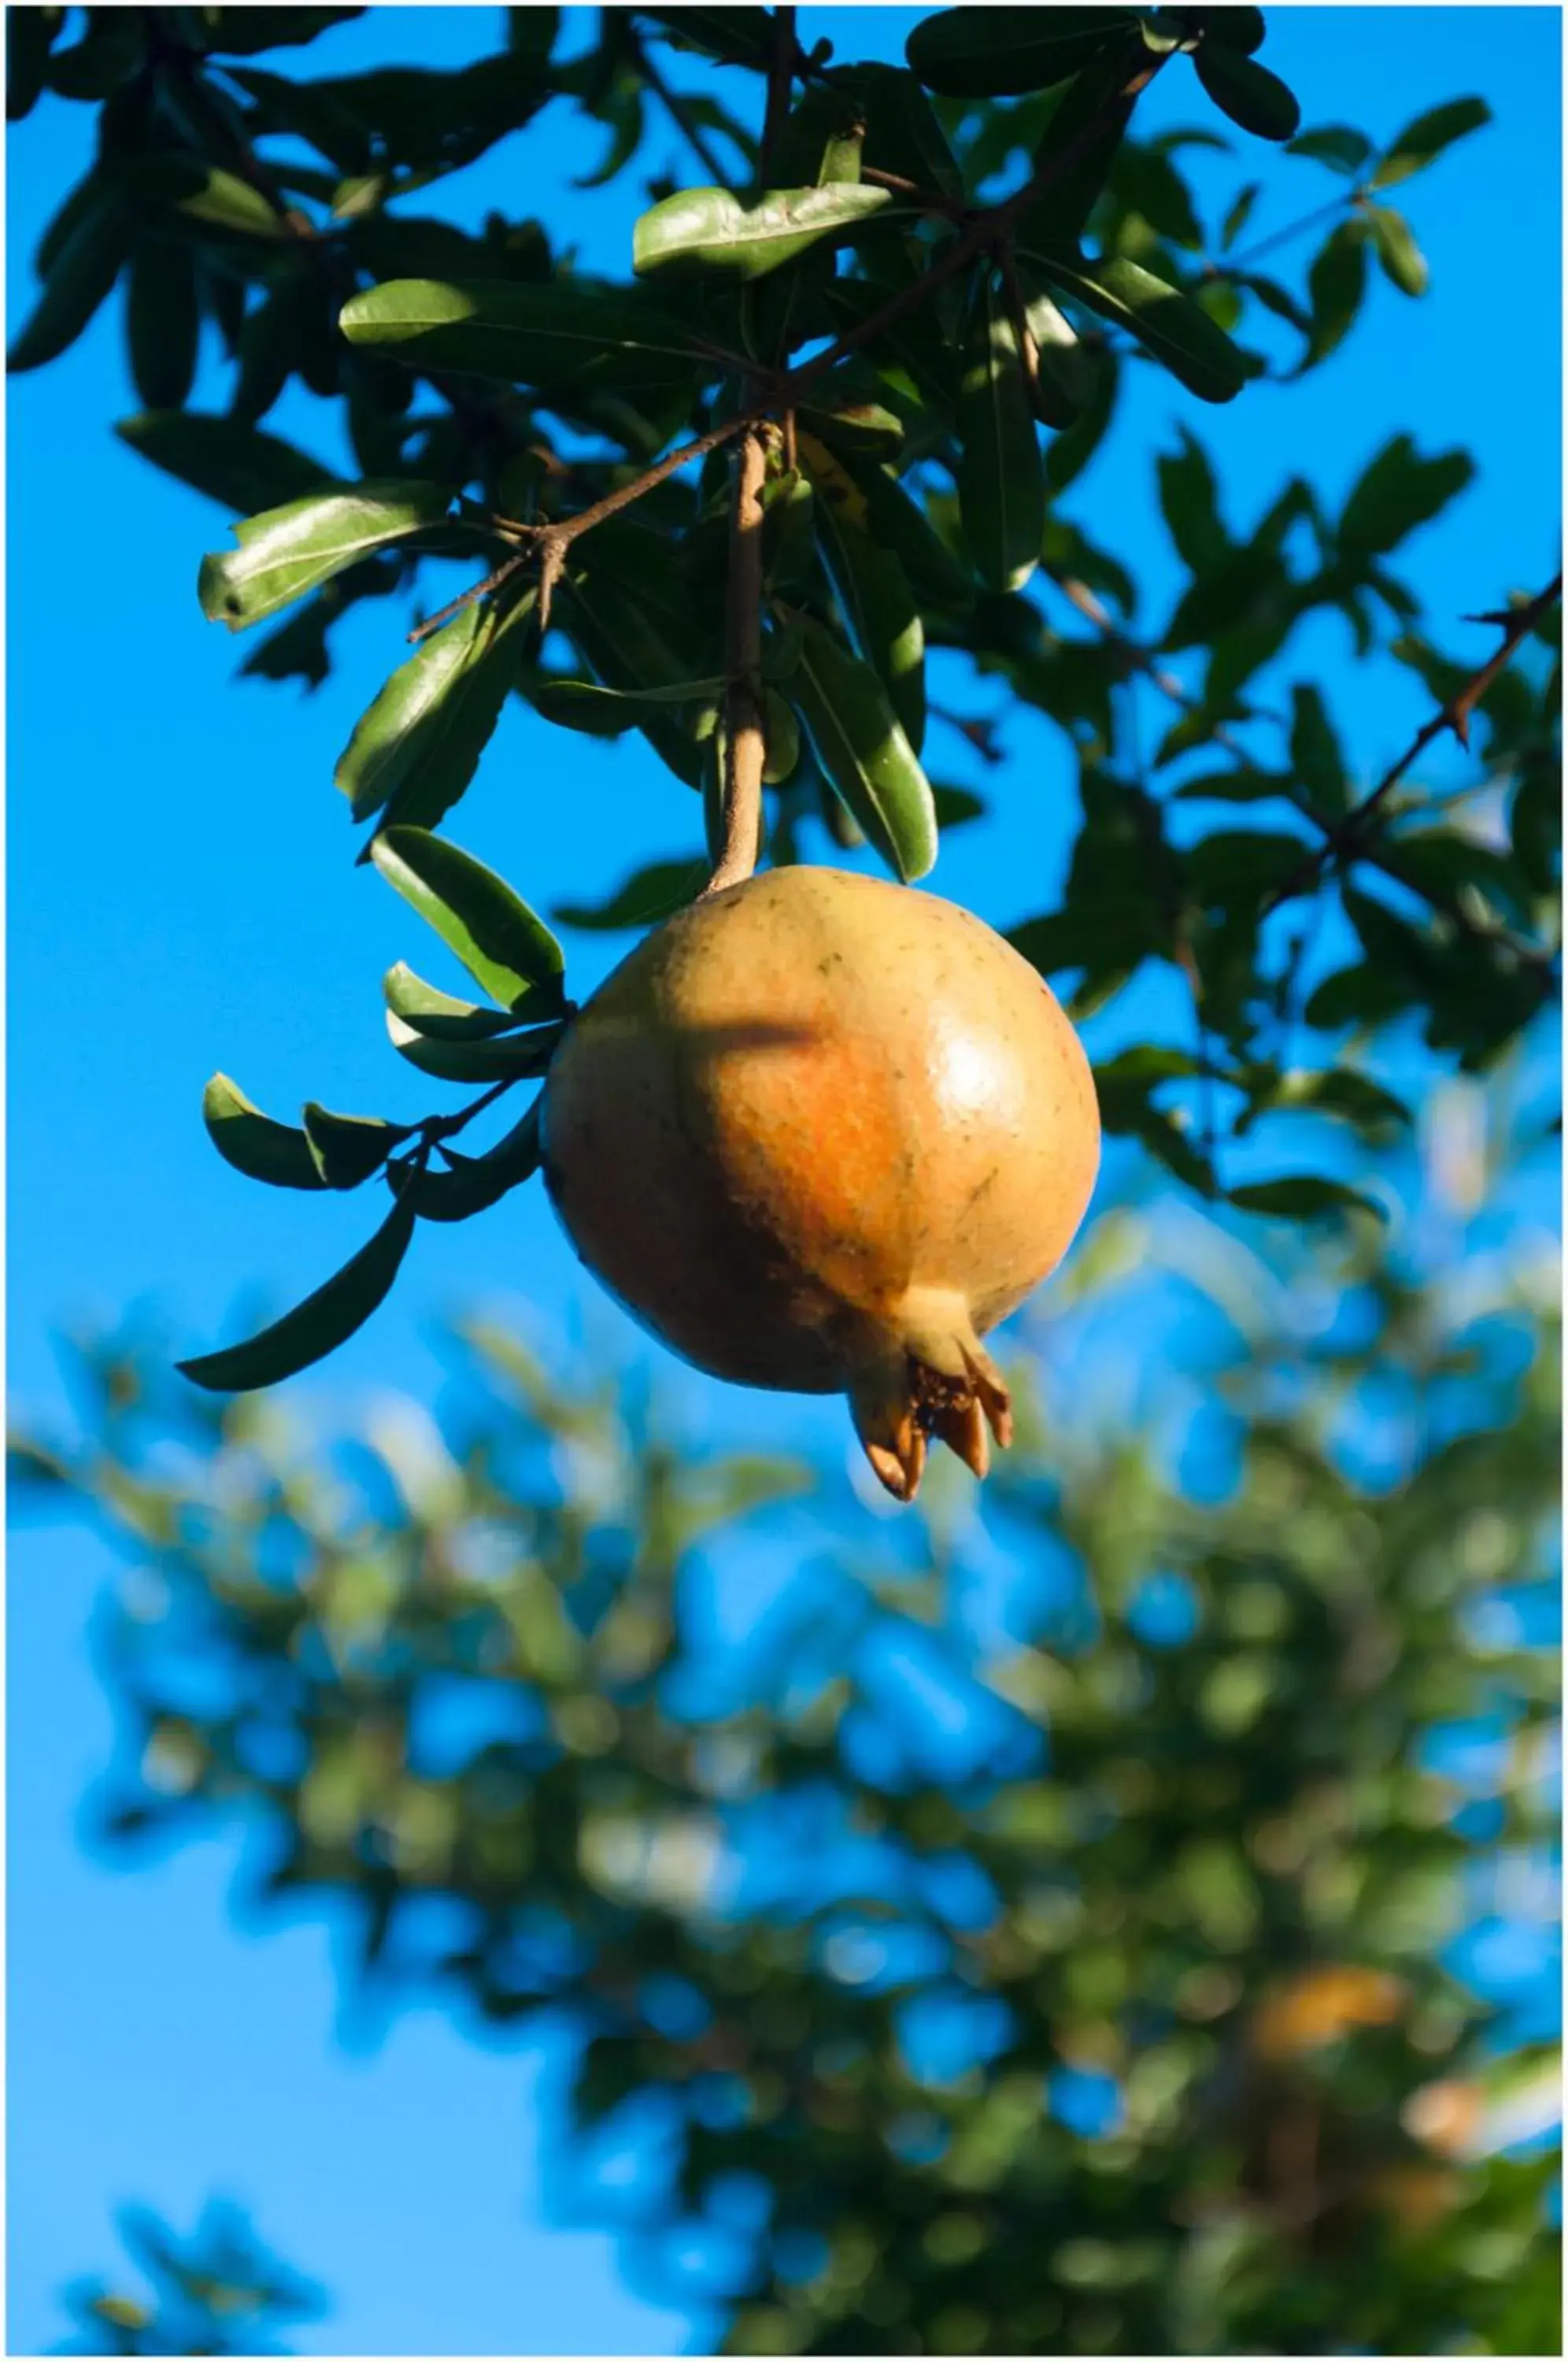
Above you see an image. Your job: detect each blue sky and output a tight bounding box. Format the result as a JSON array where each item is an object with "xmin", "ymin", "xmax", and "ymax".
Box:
[{"xmin": 7, "ymin": 7, "xmax": 1561, "ymax": 2352}]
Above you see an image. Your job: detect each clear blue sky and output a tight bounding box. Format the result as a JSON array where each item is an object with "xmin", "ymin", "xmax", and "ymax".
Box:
[{"xmin": 7, "ymin": 7, "xmax": 1561, "ymax": 2352}]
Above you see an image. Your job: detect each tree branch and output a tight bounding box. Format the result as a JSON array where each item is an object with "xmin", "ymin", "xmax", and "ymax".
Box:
[{"xmin": 705, "ymin": 428, "xmax": 770, "ymax": 895}]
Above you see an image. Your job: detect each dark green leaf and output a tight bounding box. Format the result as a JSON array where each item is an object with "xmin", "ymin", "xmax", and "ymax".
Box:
[
  {"xmin": 7, "ymin": 6, "xmax": 62, "ymax": 120},
  {"xmin": 177, "ymin": 1196, "xmax": 416, "ymax": 1392},
  {"xmin": 803, "ymin": 435, "xmax": 926, "ymax": 748},
  {"xmin": 1370, "ymin": 96, "xmax": 1490, "ymax": 190},
  {"xmin": 199, "ymin": 481, "xmax": 450, "ymax": 631},
  {"xmin": 117, "ymin": 412, "xmax": 336, "ymax": 514},
  {"xmin": 390, "ymin": 1098, "xmax": 542, "ymax": 1220},
  {"xmin": 905, "ymin": 7, "xmax": 1138, "ymax": 98},
  {"xmin": 371, "ymin": 826, "xmax": 565, "ymax": 1011},
  {"xmin": 337, "ymin": 586, "xmax": 536, "ymax": 833},
  {"xmin": 957, "ymin": 269, "xmax": 1044, "ymax": 594},
  {"xmin": 553, "ymin": 859, "xmax": 708, "ymax": 931},
  {"xmin": 1019, "ymin": 277, "xmax": 1096, "ymax": 424},
  {"xmin": 384, "ymin": 1013, "xmax": 564, "ymax": 1083},
  {"xmin": 202, "ymin": 1075, "xmax": 327, "ymax": 1191},
  {"xmin": 1219, "ymin": 180, "xmax": 1259, "ymax": 250},
  {"xmin": 1364, "ymin": 202, "xmax": 1428, "ymax": 297},
  {"xmin": 632, "ymin": 183, "xmax": 892, "ymax": 283},
  {"xmin": 640, "ymin": 8, "xmax": 774, "ymax": 66},
  {"xmin": 1286, "ymin": 124, "xmax": 1372, "ymax": 175},
  {"xmin": 1198, "ymin": 9, "xmax": 1265, "ymax": 54},
  {"xmin": 1294, "ymin": 219, "xmax": 1366, "ymax": 372},
  {"xmin": 931, "ymin": 782, "xmax": 986, "ymax": 829},
  {"xmin": 1026, "ymin": 250, "xmax": 1247, "ymax": 402},
  {"xmin": 302, "ymin": 1103, "xmax": 412, "ymax": 1190},
  {"xmin": 8, "ymin": 191, "xmax": 128, "ymax": 372},
  {"xmin": 126, "ymin": 243, "xmax": 200, "ymax": 411},
  {"xmin": 190, "ymin": 8, "xmax": 366, "ymax": 54},
  {"xmin": 340, "ymin": 278, "xmax": 708, "ymax": 389},
  {"xmin": 1193, "ymin": 44, "xmax": 1301, "ymax": 142},
  {"xmin": 1158, "ymin": 428, "xmax": 1230, "ymax": 573},
  {"xmin": 851, "ymin": 63, "xmax": 964, "ymax": 197},
  {"xmin": 1289, "ymin": 685, "xmax": 1348, "ymax": 815},
  {"xmin": 127, "ymin": 157, "xmax": 290, "ymax": 241},
  {"xmin": 1338, "ymin": 434, "xmax": 1474, "ymax": 558},
  {"xmin": 791, "ymin": 617, "xmax": 937, "ymax": 882},
  {"xmin": 1229, "ymin": 1175, "xmax": 1383, "ymax": 1220}
]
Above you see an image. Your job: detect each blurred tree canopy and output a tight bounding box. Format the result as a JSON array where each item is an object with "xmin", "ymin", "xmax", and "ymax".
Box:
[
  {"xmin": 8, "ymin": 5, "xmax": 1562, "ymax": 2353},
  {"xmin": 54, "ymin": 2203, "xmax": 325, "ymax": 2357},
  {"xmin": 16, "ymin": 1071, "xmax": 1560, "ymax": 2354},
  {"xmin": 6, "ymin": 0, "xmax": 1559, "ymax": 1386}
]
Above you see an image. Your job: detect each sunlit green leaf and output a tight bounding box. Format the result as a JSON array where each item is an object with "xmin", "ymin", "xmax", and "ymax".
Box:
[
  {"xmin": 632, "ymin": 183, "xmax": 892, "ymax": 283},
  {"xmin": 199, "ymin": 482, "xmax": 451, "ymax": 631},
  {"xmin": 202, "ymin": 1075, "xmax": 327, "ymax": 1191},
  {"xmin": 372, "ymin": 826, "xmax": 565, "ymax": 1012},
  {"xmin": 791, "ymin": 617, "xmax": 937, "ymax": 882}
]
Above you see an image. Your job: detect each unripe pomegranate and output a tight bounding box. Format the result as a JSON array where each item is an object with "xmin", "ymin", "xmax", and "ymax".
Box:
[{"xmin": 541, "ymin": 866, "xmax": 1100, "ymax": 1500}]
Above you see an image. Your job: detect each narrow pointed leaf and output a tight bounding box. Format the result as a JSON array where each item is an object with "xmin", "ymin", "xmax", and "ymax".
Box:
[
  {"xmin": 302, "ymin": 1102, "xmax": 413, "ymax": 1189},
  {"xmin": 1026, "ymin": 250, "xmax": 1247, "ymax": 402},
  {"xmin": 177, "ymin": 1197, "xmax": 417, "ymax": 1392},
  {"xmin": 905, "ymin": 6, "xmax": 1137, "ymax": 98},
  {"xmin": 792, "ymin": 617, "xmax": 937, "ymax": 882},
  {"xmin": 1230, "ymin": 1175, "xmax": 1384, "ymax": 1220},
  {"xmin": 1364, "ymin": 203, "xmax": 1428, "ymax": 298},
  {"xmin": 127, "ymin": 244, "xmax": 199, "ymax": 409},
  {"xmin": 200, "ymin": 481, "xmax": 452, "ymax": 631},
  {"xmin": 339, "ymin": 277, "xmax": 709, "ymax": 388},
  {"xmin": 202, "ymin": 1075, "xmax": 327, "ymax": 1191},
  {"xmin": 1286, "ymin": 124, "xmax": 1372, "ymax": 175},
  {"xmin": 804, "ymin": 435, "xmax": 926, "ymax": 750},
  {"xmin": 1337, "ymin": 435, "xmax": 1474, "ymax": 558},
  {"xmin": 8, "ymin": 192, "xmax": 128, "ymax": 372},
  {"xmin": 958, "ymin": 271, "xmax": 1044, "ymax": 594},
  {"xmin": 383, "ymin": 962, "xmax": 533, "ymax": 1041},
  {"xmin": 372, "ymin": 826, "xmax": 564, "ymax": 1011},
  {"xmin": 1193, "ymin": 43, "xmax": 1300, "ymax": 143},
  {"xmin": 554, "ymin": 859, "xmax": 708, "ymax": 931},
  {"xmin": 337, "ymin": 585, "xmax": 536, "ymax": 832},
  {"xmin": 385, "ymin": 1009, "xmax": 564, "ymax": 1083},
  {"xmin": 1370, "ymin": 97, "xmax": 1490, "ymax": 190},
  {"xmin": 633, "ymin": 183, "xmax": 892, "ymax": 283},
  {"xmin": 117, "ymin": 412, "xmax": 337, "ymax": 513}
]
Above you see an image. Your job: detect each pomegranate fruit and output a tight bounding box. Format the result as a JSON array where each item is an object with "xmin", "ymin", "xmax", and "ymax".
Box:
[{"xmin": 541, "ymin": 865, "xmax": 1100, "ymax": 1500}]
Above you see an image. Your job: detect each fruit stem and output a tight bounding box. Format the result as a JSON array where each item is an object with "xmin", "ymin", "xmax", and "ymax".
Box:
[{"xmin": 704, "ymin": 424, "xmax": 769, "ymax": 895}]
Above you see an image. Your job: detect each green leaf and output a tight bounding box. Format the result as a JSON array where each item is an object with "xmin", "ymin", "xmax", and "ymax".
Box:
[
  {"xmin": 191, "ymin": 8, "xmax": 366, "ymax": 55},
  {"xmin": 1286, "ymin": 124, "xmax": 1372, "ymax": 175},
  {"xmin": 302, "ymin": 1102, "xmax": 412, "ymax": 1190},
  {"xmin": 202, "ymin": 1074, "xmax": 327, "ymax": 1191},
  {"xmin": 383, "ymin": 962, "xmax": 534, "ymax": 1041},
  {"xmin": 802, "ymin": 435, "xmax": 926, "ymax": 749},
  {"xmin": 1289, "ymin": 686, "xmax": 1348, "ymax": 815},
  {"xmin": 561, "ymin": 544, "xmax": 721, "ymax": 787},
  {"xmin": 791, "ymin": 617, "xmax": 937, "ymax": 882},
  {"xmin": 1019, "ymin": 276, "xmax": 1097, "ymax": 425},
  {"xmin": 632, "ymin": 183, "xmax": 892, "ymax": 283},
  {"xmin": 1252, "ymin": 1067, "xmax": 1411, "ymax": 1138},
  {"xmin": 1017, "ymin": 56, "xmax": 1138, "ymax": 253},
  {"xmin": 198, "ymin": 481, "xmax": 451, "ymax": 631},
  {"xmin": 1158, "ymin": 428, "xmax": 1230, "ymax": 574},
  {"xmin": 1338, "ymin": 434, "xmax": 1474, "ymax": 558},
  {"xmin": 1026, "ymin": 250, "xmax": 1247, "ymax": 402},
  {"xmin": 128, "ymin": 156, "xmax": 290, "ymax": 241},
  {"xmin": 126, "ymin": 243, "xmax": 198, "ymax": 410},
  {"xmin": 371, "ymin": 826, "xmax": 564, "ymax": 1012},
  {"xmin": 390, "ymin": 1098, "xmax": 542, "ymax": 1221},
  {"xmin": 1193, "ymin": 43, "xmax": 1301, "ymax": 142},
  {"xmin": 851, "ymin": 62, "xmax": 964, "ymax": 197},
  {"xmin": 1200, "ymin": 8, "xmax": 1265, "ymax": 54},
  {"xmin": 8, "ymin": 6, "xmax": 63, "ymax": 120},
  {"xmin": 116, "ymin": 412, "xmax": 337, "ymax": 514},
  {"xmin": 640, "ymin": 7, "xmax": 774, "ymax": 67},
  {"xmin": 1219, "ymin": 180, "xmax": 1259, "ymax": 250},
  {"xmin": 1172, "ymin": 766, "xmax": 1292, "ymax": 803},
  {"xmin": 905, "ymin": 6, "xmax": 1138, "ymax": 98},
  {"xmin": 1295, "ymin": 220, "xmax": 1366, "ymax": 372},
  {"xmin": 385, "ymin": 1011, "xmax": 564, "ymax": 1083},
  {"xmin": 337, "ymin": 585, "xmax": 535, "ymax": 834},
  {"xmin": 1363, "ymin": 202, "xmax": 1428, "ymax": 297},
  {"xmin": 340, "ymin": 278, "xmax": 708, "ymax": 389},
  {"xmin": 177, "ymin": 1195, "xmax": 416, "ymax": 1392},
  {"xmin": 554, "ymin": 858, "xmax": 708, "ymax": 931},
  {"xmin": 8, "ymin": 190, "xmax": 128, "ymax": 372},
  {"xmin": 1229, "ymin": 1175, "xmax": 1383, "ymax": 1221},
  {"xmin": 932, "ymin": 782, "xmax": 986, "ymax": 829},
  {"xmin": 957, "ymin": 270, "xmax": 1044, "ymax": 594},
  {"xmin": 1370, "ymin": 96, "xmax": 1490, "ymax": 190}
]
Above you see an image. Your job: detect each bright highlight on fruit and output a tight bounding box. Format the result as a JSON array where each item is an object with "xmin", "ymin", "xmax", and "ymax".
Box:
[{"xmin": 542, "ymin": 865, "xmax": 1100, "ymax": 1500}]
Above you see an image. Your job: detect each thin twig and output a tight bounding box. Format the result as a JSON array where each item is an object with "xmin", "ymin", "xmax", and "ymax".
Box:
[
  {"xmin": 1262, "ymin": 572, "xmax": 1562, "ymax": 912},
  {"xmin": 1222, "ymin": 189, "xmax": 1359, "ymax": 275},
  {"xmin": 861, "ymin": 162, "xmax": 969, "ymax": 221}
]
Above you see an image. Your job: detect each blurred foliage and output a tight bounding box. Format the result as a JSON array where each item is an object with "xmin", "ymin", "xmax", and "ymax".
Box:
[
  {"xmin": 54, "ymin": 2201, "xmax": 325, "ymax": 2356},
  {"xmin": 17, "ymin": 1073, "xmax": 1560, "ymax": 2355},
  {"xmin": 6, "ymin": 3, "xmax": 1559, "ymax": 1384}
]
